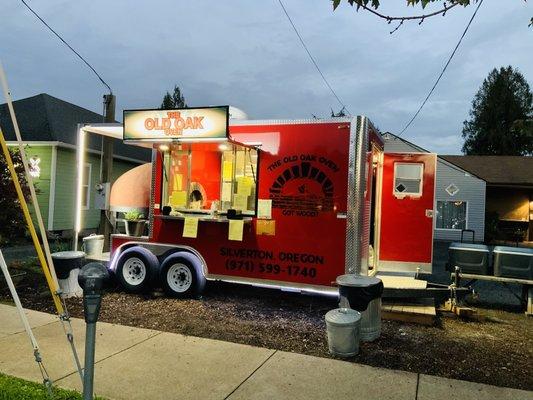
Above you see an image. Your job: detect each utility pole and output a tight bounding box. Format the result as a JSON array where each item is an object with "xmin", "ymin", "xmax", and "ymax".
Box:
[{"xmin": 99, "ymin": 94, "xmax": 115, "ymax": 250}]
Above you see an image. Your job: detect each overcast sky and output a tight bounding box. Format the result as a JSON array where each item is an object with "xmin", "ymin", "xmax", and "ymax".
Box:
[{"xmin": 1, "ymin": 0, "xmax": 531, "ymax": 154}]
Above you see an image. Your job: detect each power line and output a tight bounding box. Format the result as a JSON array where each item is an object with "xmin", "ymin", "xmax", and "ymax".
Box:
[
  {"xmin": 20, "ymin": 0, "xmax": 112, "ymax": 94},
  {"xmin": 278, "ymin": 0, "xmax": 351, "ymax": 116},
  {"xmin": 398, "ymin": 0, "xmax": 484, "ymax": 137}
]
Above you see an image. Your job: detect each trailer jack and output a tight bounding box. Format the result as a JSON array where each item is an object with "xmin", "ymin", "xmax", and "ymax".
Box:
[{"xmin": 382, "ymin": 267, "xmax": 474, "ymax": 316}]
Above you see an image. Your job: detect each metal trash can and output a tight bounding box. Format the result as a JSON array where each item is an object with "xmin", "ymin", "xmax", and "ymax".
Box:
[
  {"xmin": 494, "ymin": 246, "xmax": 533, "ymax": 280},
  {"xmin": 51, "ymin": 251, "xmax": 85, "ymax": 298},
  {"xmin": 447, "ymin": 242, "xmax": 491, "ymax": 275},
  {"xmin": 82, "ymin": 234, "xmax": 105, "ymax": 257},
  {"xmin": 325, "ymin": 308, "xmax": 361, "ymax": 357},
  {"xmin": 361, "ymin": 298, "xmax": 381, "ymax": 342}
]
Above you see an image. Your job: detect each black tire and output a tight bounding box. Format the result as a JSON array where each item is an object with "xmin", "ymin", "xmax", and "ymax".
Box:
[
  {"xmin": 115, "ymin": 246, "xmax": 159, "ymax": 293},
  {"xmin": 159, "ymin": 254, "xmax": 199, "ymax": 298}
]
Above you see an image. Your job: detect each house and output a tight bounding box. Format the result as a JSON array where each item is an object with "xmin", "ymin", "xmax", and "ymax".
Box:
[
  {"xmin": 0, "ymin": 93, "xmax": 151, "ymax": 233},
  {"xmin": 383, "ymin": 133, "xmax": 486, "ymax": 243},
  {"xmin": 440, "ymin": 156, "xmax": 533, "ymax": 242}
]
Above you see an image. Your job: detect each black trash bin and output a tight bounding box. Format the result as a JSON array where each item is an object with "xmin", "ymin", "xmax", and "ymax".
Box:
[
  {"xmin": 51, "ymin": 251, "xmax": 85, "ymax": 297},
  {"xmin": 336, "ymin": 274, "xmax": 383, "ymax": 311},
  {"xmin": 51, "ymin": 251, "xmax": 86, "ymax": 279},
  {"xmin": 336, "ymin": 274, "xmax": 383, "ymax": 342}
]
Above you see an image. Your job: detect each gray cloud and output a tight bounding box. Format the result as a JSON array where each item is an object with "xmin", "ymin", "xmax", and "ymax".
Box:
[{"xmin": 1, "ymin": 0, "xmax": 531, "ymax": 154}]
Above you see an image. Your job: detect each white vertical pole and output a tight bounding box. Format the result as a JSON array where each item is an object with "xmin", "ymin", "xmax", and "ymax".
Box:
[
  {"xmin": 47, "ymin": 145, "xmax": 57, "ymax": 231},
  {"xmin": 0, "ymin": 250, "xmax": 42, "ymax": 352},
  {"xmin": 0, "ymin": 60, "xmax": 60, "ymax": 287}
]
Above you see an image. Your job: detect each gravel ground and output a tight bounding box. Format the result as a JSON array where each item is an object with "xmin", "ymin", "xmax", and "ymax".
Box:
[{"xmin": 2, "ymin": 271, "xmax": 532, "ymax": 392}]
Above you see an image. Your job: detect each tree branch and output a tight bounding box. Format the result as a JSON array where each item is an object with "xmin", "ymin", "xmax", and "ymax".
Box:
[{"xmin": 352, "ymin": 1, "xmax": 461, "ymax": 22}]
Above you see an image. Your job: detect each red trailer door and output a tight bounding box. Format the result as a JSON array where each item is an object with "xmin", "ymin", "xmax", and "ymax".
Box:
[{"xmin": 378, "ymin": 153, "xmax": 436, "ymax": 273}]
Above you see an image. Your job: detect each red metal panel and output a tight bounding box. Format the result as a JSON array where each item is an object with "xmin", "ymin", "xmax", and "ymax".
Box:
[
  {"xmin": 118, "ymin": 121, "xmax": 352, "ymax": 288},
  {"xmin": 379, "ymin": 153, "xmax": 436, "ymax": 264}
]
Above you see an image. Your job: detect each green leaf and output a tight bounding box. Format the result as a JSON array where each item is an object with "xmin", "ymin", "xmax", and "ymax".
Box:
[{"xmin": 332, "ymin": 0, "xmax": 341, "ymax": 10}]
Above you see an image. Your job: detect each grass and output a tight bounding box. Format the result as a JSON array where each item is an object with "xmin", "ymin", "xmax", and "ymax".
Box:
[{"xmin": 0, "ymin": 373, "xmax": 106, "ymax": 400}]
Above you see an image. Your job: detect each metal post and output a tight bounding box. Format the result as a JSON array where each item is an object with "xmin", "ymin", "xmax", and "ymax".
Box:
[
  {"xmin": 82, "ymin": 296, "xmax": 100, "ymax": 400},
  {"xmin": 99, "ymin": 94, "xmax": 115, "ymax": 251},
  {"xmin": 78, "ymin": 262, "xmax": 108, "ymax": 400}
]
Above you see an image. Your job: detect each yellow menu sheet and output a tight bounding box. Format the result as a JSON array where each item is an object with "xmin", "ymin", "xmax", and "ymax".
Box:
[
  {"xmin": 170, "ymin": 191, "xmax": 187, "ymax": 207},
  {"xmin": 182, "ymin": 217, "xmax": 199, "ymax": 238},
  {"xmin": 237, "ymin": 176, "xmax": 253, "ymax": 196},
  {"xmin": 173, "ymin": 174, "xmax": 183, "ymax": 191},
  {"xmin": 228, "ymin": 219, "xmax": 244, "ymax": 241},
  {"xmin": 256, "ymin": 219, "xmax": 275, "ymax": 236},
  {"xmin": 233, "ymin": 194, "xmax": 248, "ymax": 211},
  {"xmin": 223, "ymin": 161, "xmax": 233, "ymax": 182}
]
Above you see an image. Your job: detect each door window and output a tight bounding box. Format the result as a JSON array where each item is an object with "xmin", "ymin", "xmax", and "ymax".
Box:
[{"xmin": 393, "ymin": 163, "xmax": 423, "ymax": 197}]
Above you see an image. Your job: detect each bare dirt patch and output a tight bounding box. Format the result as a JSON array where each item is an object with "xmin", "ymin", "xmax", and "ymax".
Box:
[{"xmin": 2, "ymin": 271, "xmax": 532, "ymax": 391}]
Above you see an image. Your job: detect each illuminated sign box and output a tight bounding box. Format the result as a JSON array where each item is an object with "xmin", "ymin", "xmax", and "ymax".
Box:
[{"xmin": 123, "ymin": 106, "xmax": 229, "ymax": 141}]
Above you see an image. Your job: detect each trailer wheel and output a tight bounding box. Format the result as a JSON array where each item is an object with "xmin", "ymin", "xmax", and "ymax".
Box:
[
  {"xmin": 160, "ymin": 255, "xmax": 198, "ymax": 297},
  {"xmin": 115, "ymin": 247, "xmax": 159, "ymax": 293}
]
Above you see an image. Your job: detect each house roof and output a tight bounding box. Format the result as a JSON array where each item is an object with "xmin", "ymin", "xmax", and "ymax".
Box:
[
  {"xmin": 382, "ymin": 132, "xmax": 430, "ymax": 153},
  {"xmin": 440, "ymin": 155, "xmax": 533, "ymax": 187},
  {"xmin": 382, "ymin": 132, "xmax": 485, "ymax": 181},
  {"xmin": 0, "ymin": 93, "xmax": 151, "ymax": 162}
]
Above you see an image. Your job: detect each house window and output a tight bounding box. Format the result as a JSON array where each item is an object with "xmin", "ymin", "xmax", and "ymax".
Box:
[
  {"xmin": 81, "ymin": 163, "xmax": 91, "ymax": 210},
  {"xmin": 394, "ymin": 163, "xmax": 423, "ymax": 197},
  {"xmin": 436, "ymin": 200, "xmax": 467, "ymax": 230}
]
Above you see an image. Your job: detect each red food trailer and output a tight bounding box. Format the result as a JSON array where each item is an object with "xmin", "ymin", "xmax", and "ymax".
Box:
[{"xmin": 107, "ymin": 106, "xmax": 436, "ymax": 297}]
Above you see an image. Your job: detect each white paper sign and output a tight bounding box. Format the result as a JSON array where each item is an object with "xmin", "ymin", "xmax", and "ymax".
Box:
[{"xmin": 257, "ymin": 199, "xmax": 272, "ymax": 219}]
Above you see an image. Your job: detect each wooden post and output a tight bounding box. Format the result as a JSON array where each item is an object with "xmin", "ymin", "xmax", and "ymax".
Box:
[{"xmin": 99, "ymin": 94, "xmax": 115, "ymax": 250}]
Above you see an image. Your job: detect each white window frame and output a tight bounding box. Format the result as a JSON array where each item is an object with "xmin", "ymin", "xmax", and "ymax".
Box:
[
  {"xmin": 435, "ymin": 200, "xmax": 468, "ymax": 231},
  {"xmin": 81, "ymin": 163, "xmax": 92, "ymax": 210},
  {"xmin": 393, "ymin": 162, "xmax": 423, "ymax": 198}
]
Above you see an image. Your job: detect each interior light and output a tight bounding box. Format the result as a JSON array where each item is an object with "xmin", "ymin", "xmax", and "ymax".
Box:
[
  {"xmin": 159, "ymin": 144, "xmax": 169, "ymax": 152},
  {"xmin": 218, "ymin": 143, "xmax": 230, "ymax": 151}
]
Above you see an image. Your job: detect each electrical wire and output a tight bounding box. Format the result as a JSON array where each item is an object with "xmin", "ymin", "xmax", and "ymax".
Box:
[
  {"xmin": 398, "ymin": 0, "xmax": 484, "ymax": 137},
  {"xmin": 278, "ymin": 0, "xmax": 351, "ymax": 116},
  {"xmin": 20, "ymin": 0, "xmax": 112, "ymax": 94}
]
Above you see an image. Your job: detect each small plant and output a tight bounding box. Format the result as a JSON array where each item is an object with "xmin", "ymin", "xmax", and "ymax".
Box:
[
  {"xmin": 51, "ymin": 239, "xmax": 71, "ymax": 253},
  {"xmin": 124, "ymin": 211, "xmax": 145, "ymax": 221},
  {"xmin": 124, "ymin": 211, "xmax": 147, "ymax": 237}
]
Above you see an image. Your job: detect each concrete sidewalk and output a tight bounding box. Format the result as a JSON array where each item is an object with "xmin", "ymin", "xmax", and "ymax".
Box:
[{"xmin": 0, "ymin": 304, "xmax": 531, "ymax": 400}]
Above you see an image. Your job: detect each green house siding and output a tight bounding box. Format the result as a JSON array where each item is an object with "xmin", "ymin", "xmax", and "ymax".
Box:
[
  {"xmin": 53, "ymin": 148, "xmax": 75, "ymax": 230},
  {"xmin": 52, "ymin": 147, "xmax": 144, "ymax": 231}
]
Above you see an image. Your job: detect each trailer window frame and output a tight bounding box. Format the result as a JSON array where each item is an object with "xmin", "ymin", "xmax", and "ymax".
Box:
[
  {"xmin": 393, "ymin": 162, "xmax": 423, "ymax": 198},
  {"xmin": 159, "ymin": 142, "xmax": 260, "ymax": 217}
]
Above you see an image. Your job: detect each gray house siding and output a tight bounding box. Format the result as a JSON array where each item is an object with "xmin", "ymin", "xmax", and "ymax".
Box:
[
  {"xmin": 382, "ymin": 135, "xmax": 425, "ymax": 153},
  {"xmin": 434, "ymin": 160, "xmax": 486, "ymax": 242},
  {"xmin": 383, "ymin": 133, "xmax": 486, "ymax": 242}
]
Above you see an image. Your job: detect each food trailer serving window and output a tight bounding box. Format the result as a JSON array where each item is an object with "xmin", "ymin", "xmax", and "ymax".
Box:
[{"xmin": 161, "ymin": 141, "xmax": 259, "ymax": 216}]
